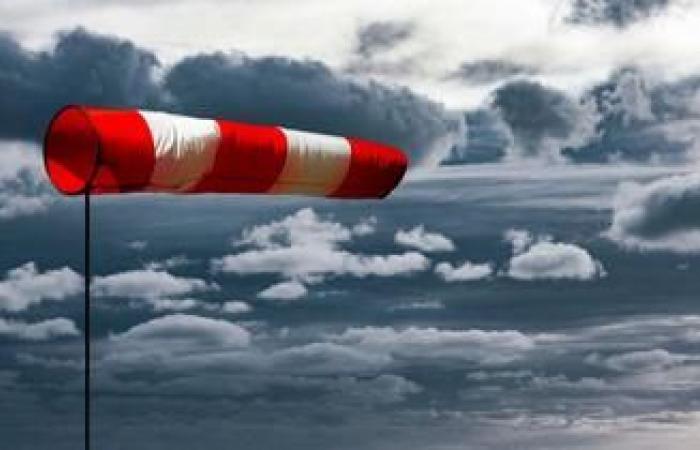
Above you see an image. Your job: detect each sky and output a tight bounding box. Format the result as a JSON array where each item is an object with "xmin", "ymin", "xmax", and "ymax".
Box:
[{"xmin": 2, "ymin": 1, "xmax": 700, "ymax": 449}]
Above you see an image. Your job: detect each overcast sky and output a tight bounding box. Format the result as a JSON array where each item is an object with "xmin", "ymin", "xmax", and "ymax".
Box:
[
  {"xmin": 3, "ymin": 0, "xmax": 700, "ymax": 105},
  {"xmin": 2, "ymin": 1, "xmax": 700, "ymax": 449}
]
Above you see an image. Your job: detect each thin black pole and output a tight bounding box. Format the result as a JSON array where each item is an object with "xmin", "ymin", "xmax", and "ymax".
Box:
[{"xmin": 84, "ymin": 192, "xmax": 91, "ymax": 450}]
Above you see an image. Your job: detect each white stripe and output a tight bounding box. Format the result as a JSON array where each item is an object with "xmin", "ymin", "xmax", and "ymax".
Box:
[
  {"xmin": 139, "ymin": 110, "xmax": 220, "ymax": 191},
  {"xmin": 268, "ymin": 128, "xmax": 351, "ymax": 195}
]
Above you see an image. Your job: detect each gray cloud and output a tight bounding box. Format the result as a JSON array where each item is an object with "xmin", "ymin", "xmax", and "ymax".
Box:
[
  {"xmin": 563, "ymin": 67, "xmax": 692, "ymax": 163},
  {"xmin": 346, "ymin": 21, "xmax": 419, "ymax": 78},
  {"xmin": 606, "ymin": 173, "xmax": 700, "ymax": 252},
  {"xmin": 26, "ymin": 308, "xmax": 699, "ymax": 450},
  {"xmin": 164, "ymin": 51, "xmax": 461, "ymax": 164},
  {"xmin": 491, "ymin": 80, "xmax": 597, "ymax": 160},
  {"xmin": 586, "ymin": 348, "xmax": 688, "ymax": 373},
  {"xmin": 0, "ymin": 317, "xmax": 79, "ymax": 341},
  {"xmin": 0, "ymin": 28, "xmax": 160, "ymax": 141},
  {"xmin": 444, "ymin": 67, "xmax": 700, "ymax": 165},
  {"xmin": 567, "ymin": 0, "xmax": 672, "ymax": 27},
  {"xmin": 354, "ymin": 21, "xmax": 414, "ymax": 58},
  {"xmin": 6, "ymin": 28, "xmax": 700, "ymax": 170},
  {"xmin": 0, "ymin": 262, "xmax": 83, "ymax": 312},
  {"xmin": 442, "ymin": 109, "xmax": 510, "ymax": 164},
  {"xmin": 449, "ymin": 59, "xmax": 537, "ymax": 85},
  {"xmin": 0, "ymin": 28, "xmax": 462, "ymax": 165},
  {"xmin": 0, "ymin": 141, "xmax": 53, "ymax": 220}
]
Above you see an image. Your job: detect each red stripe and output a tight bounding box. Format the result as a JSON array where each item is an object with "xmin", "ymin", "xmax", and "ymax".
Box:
[
  {"xmin": 329, "ymin": 138, "xmax": 408, "ymax": 199},
  {"xmin": 84, "ymin": 108, "xmax": 155, "ymax": 193},
  {"xmin": 191, "ymin": 120, "xmax": 287, "ymax": 193}
]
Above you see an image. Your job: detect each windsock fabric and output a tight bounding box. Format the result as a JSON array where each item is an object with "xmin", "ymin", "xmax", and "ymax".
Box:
[{"xmin": 43, "ymin": 106, "xmax": 408, "ymax": 198}]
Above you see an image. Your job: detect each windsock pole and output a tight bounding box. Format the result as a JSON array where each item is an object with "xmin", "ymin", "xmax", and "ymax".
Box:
[{"xmin": 84, "ymin": 191, "xmax": 91, "ymax": 450}]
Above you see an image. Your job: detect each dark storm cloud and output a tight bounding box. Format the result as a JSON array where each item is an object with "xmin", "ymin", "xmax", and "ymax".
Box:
[
  {"xmin": 491, "ymin": 80, "xmax": 586, "ymax": 157},
  {"xmin": 443, "ymin": 109, "xmax": 510, "ymax": 164},
  {"xmin": 354, "ymin": 21, "xmax": 414, "ymax": 58},
  {"xmin": 443, "ymin": 67, "xmax": 700, "ymax": 164},
  {"xmin": 448, "ymin": 59, "xmax": 537, "ymax": 85},
  {"xmin": 346, "ymin": 21, "xmax": 419, "ymax": 78},
  {"xmin": 650, "ymin": 74, "xmax": 700, "ymax": 119},
  {"xmin": 0, "ymin": 28, "xmax": 461, "ymax": 164},
  {"xmin": 567, "ymin": 0, "xmax": 671, "ymax": 27},
  {"xmin": 607, "ymin": 173, "xmax": 700, "ymax": 252},
  {"xmin": 564, "ymin": 67, "xmax": 697, "ymax": 163},
  {"xmin": 163, "ymin": 52, "xmax": 462, "ymax": 162},
  {"xmin": 0, "ymin": 28, "xmax": 160, "ymax": 140}
]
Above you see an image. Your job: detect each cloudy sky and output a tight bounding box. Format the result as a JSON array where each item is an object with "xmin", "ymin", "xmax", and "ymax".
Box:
[{"xmin": 2, "ymin": 1, "xmax": 700, "ymax": 449}]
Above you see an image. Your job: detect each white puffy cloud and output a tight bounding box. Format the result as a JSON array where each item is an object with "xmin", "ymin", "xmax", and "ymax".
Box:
[
  {"xmin": 504, "ymin": 230, "xmax": 606, "ymax": 281},
  {"xmin": 351, "ymin": 216, "xmax": 378, "ymax": 236},
  {"xmin": 0, "ymin": 317, "xmax": 79, "ymax": 341},
  {"xmin": 234, "ymin": 208, "xmax": 354, "ymax": 250},
  {"xmin": 257, "ymin": 281, "xmax": 308, "ymax": 301},
  {"xmin": 0, "ymin": 262, "xmax": 83, "ymax": 312},
  {"xmin": 111, "ymin": 314, "xmax": 250, "ymax": 348},
  {"xmin": 606, "ymin": 174, "xmax": 700, "ymax": 253},
  {"xmin": 435, "ymin": 261, "xmax": 493, "ymax": 282},
  {"xmin": 92, "ymin": 269, "xmax": 218, "ymax": 310},
  {"xmin": 394, "ymin": 225, "xmax": 455, "ymax": 252},
  {"xmin": 508, "ymin": 241, "xmax": 606, "ymax": 281},
  {"xmin": 503, "ymin": 229, "xmax": 534, "ymax": 254},
  {"xmin": 215, "ymin": 248, "xmax": 430, "ymax": 280},
  {"xmin": 220, "ymin": 301, "xmax": 252, "ymax": 314},
  {"xmin": 212, "ymin": 209, "xmax": 430, "ymax": 284}
]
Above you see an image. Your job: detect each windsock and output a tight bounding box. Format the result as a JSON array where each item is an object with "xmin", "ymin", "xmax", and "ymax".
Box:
[{"xmin": 44, "ymin": 106, "xmax": 408, "ymax": 198}]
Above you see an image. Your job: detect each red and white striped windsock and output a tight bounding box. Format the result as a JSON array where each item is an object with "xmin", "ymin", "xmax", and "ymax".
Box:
[{"xmin": 43, "ymin": 106, "xmax": 408, "ymax": 198}]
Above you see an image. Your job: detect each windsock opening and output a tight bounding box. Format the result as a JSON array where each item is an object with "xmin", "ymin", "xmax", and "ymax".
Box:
[{"xmin": 44, "ymin": 106, "xmax": 99, "ymax": 195}]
